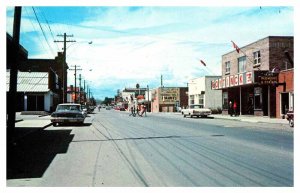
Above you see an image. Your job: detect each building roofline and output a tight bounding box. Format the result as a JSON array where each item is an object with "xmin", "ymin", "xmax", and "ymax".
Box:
[
  {"xmin": 189, "ymin": 75, "xmax": 222, "ymax": 81},
  {"xmin": 222, "ymin": 36, "xmax": 294, "ymax": 57}
]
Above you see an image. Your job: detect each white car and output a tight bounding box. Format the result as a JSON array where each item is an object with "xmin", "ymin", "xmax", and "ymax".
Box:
[{"xmin": 181, "ymin": 104, "xmax": 212, "ymax": 118}]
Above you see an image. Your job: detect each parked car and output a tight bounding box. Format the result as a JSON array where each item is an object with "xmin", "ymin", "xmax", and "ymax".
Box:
[
  {"xmin": 120, "ymin": 107, "xmax": 126, "ymax": 111},
  {"xmin": 51, "ymin": 103, "xmax": 86, "ymax": 126},
  {"xmin": 181, "ymin": 104, "xmax": 212, "ymax": 118},
  {"xmin": 106, "ymin": 106, "xmax": 111, "ymax": 110},
  {"xmin": 81, "ymin": 105, "xmax": 88, "ymax": 117}
]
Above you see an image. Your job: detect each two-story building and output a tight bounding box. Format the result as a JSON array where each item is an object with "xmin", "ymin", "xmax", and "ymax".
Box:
[
  {"xmin": 211, "ymin": 36, "xmax": 293, "ymax": 118},
  {"xmin": 151, "ymin": 87, "xmax": 188, "ymax": 113},
  {"xmin": 188, "ymin": 76, "xmax": 222, "ymax": 110}
]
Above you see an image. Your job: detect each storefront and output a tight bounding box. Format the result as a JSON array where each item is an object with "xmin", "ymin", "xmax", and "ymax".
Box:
[{"xmin": 212, "ymin": 70, "xmax": 278, "ymax": 117}]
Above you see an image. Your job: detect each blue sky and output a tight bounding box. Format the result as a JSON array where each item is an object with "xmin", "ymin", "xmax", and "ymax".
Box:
[{"xmin": 6, "ymin": 6, "xmax": 293, "ymax": 100}]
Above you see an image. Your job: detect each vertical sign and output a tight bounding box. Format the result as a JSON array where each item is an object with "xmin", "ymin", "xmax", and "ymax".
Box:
[
  {"xmin": 222, "ymin": 77, "xmax": 226, "ymax": 88},
  {"xmin": 239, "ymin": 74, "xmax": 244, "ymax": 85},
  {"xmin": 230, "ymin": 75, "xmax": 235, "ymax": 87},
  {"xmin": 234, "ymin": 75, "xmax": 239, "ymax": 86},
  {"xmin": 226, "ymin": 76, "xmax": 230, "ymax": 88},
  {"xmin": 219, "ymin": 79, "xmax": 222, "ymax": 89},
  {"xmin": 246, "ymin": 71, "xmax": 253, "ymax": 84}
]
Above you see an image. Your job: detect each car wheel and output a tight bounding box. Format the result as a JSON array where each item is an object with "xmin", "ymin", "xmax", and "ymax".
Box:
[
  {"xmin": 183, "ymin": 114, "xmax": 186, "ymax": 118},
  {"xmin": 289, "ymin": 119, "xmax": 294, "ymax": 127},
  {"xmin": 53, "ymin": 122, "xmax": 57, "ymax": 127}
]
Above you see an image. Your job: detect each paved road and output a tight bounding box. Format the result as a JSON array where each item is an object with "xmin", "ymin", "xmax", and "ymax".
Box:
[{"xmin": 7, "ymin": 110, "xmax": 293, "ymax": 187}]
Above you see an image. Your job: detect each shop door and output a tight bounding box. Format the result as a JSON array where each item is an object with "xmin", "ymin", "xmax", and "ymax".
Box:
[
  {"xmin": 262, "ymin": 87, "xmax": 268, "ymax": 116},
  {"xmin": 281, "ymin": 93, "xmax": 289, "ymax": 115}
]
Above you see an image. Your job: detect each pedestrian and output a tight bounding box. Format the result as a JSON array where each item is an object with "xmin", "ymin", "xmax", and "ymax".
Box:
[
  {"xmin": 233, "ymin": 101, "xmax": 237, "ymax": 116},
  {"xmin": 229, "ymin": 101, "xmax": 233, "ymax": 116}
]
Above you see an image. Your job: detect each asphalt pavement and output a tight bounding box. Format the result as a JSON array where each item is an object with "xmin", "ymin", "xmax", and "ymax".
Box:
[
  {"xmin": 10, "ymin": 111, "xmax": 290, "ymax": 141},
  {"xmin": 7, "ymin": 110, "xmax": 293, "ymax": 186}
]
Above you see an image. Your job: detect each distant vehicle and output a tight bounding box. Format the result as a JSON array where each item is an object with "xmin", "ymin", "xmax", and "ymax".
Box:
[
  {"xmin": 181, "ymin": 104, "xmax": 212, "ymax": 118},
  {"xmin": 51, "ymin": 103, "xmax": 86, "ymax": 126},
  {"xmin": 106, "ymin": 106, "xmax": 111, "ymax": 110},
  {"xmin": 81, "ymin": 105, "xmax": 88, "ymax": 116},
  {"xmin": 87, "ymin": 105, "xmax": 95, "ymax": 113}
]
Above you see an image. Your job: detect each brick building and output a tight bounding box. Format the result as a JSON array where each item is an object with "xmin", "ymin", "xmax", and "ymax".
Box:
[
  {"xmin": 276, "ymin": 69, "xmax": 294, "ymax": 118},
  {"xmin": 18, "ymin": 53, "xmax": 67, "ymax": 104},
  {"xmin": 211, "ymin": 36, "xmax": 293, "ymax": 118},
  {"xmin": 151, "ymin": 87, "xmax": 188, "ymax": 113}
]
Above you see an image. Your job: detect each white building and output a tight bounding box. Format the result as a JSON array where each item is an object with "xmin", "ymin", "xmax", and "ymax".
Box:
[
  {"xmin": 188, "ymin": 76, "xmax": 222, "ymax": 109},
  {"xmin": 6, "ymin": 70, "xmax": 60, "ymax": 112}
]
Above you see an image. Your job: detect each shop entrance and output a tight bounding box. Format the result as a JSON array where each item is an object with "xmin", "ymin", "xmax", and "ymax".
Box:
[
  {"xmin": 281, "ymin": 92, "xmax": 289, "ymax": 115},
  {"xmin": 262, "ymin": 87, "xmax": 268, "ymax": 116},
  {"xmin": 241, "ymin": 87, "xmax": 254, "ymax": 115}
]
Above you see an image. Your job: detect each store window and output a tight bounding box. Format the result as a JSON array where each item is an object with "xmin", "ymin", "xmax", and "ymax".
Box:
[
  {"xmin": 238, "ymin": 56, "xmax": 246, "ymax": 73},
  {"xmin": 254, "ymin": 87, "xmax": 262, "ymax": 110},
  {"xmin": 198, "ymin": 94, "xmax": 204, "ymax": 108},
  {"xmin": 190, "ymin": 95, "xmax": 194, "ymax": 105},
  {"xmin": 223, "ymin": 92, "xmax": 228, "ymax": 109},
  {"xmin": 225, "ymin": 61, "xmax": 230, "ymax": 74},
  {"xmin": 253, "ymin": 51, "xmax": 261, "ymax": 65}
]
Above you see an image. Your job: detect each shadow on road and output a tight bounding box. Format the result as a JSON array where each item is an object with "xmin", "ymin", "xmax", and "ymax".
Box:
[
  {"xmin": 53, "ymin": 123, "xmax": 92, "ymax": 127},
  {"xmin": 7, "ymin": 129, "xmax": 74, "ymax": 179},
  {"xmin": 190, "ymin": 116, "xmax": 214, "ymax": 119}
]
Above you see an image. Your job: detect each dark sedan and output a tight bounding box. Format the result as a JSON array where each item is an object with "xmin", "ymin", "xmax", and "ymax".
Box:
[{"xmin": 51, "ymin": 103, "xmax": 86, "ymax": 126}]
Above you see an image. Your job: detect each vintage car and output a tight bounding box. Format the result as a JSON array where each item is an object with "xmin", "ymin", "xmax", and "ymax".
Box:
[
  {"xmin": 181, "ymin": 104, "xmax": 212, "ymax": 118},
  {"xmin": 51, "ymin": 103, "xmax": 86, "ymax": 126}
]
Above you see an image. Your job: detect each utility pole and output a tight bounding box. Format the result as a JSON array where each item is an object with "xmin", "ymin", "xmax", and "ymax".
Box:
[
  {"xmin": 54, "ymin": 33, "xmax": 76, "ymax": 103},
  {"xmin": 79, "ymin": 74, "xmax": 82, "ymax": 104},
  {"xmin": 83, "ymin": 80, "xmax": 86, "ymax": 103},
  {"xmin": 7, "ymin": 7, "xmax": 22, "ymax": 144},
  {"xmin": 69, "ymin": 65, "xmax": 82, "ymax": 103}
]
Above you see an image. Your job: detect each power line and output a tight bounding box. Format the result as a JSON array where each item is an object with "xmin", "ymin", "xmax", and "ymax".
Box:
[
  {"xmin": 39, "ymin": 8, "xmax": 60, "ymax": 51},
  {"xmin": 24, "ymin": 7, "xmax": 49, "ymax": 55},
  {"xmin": 32, "ymin": 7, "xmax": 55, "ymax": 57}
]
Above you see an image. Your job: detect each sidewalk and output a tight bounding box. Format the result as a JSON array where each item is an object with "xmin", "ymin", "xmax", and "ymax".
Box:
[
  {"xmin": 168, "ymin": 112, "xmax": 289, "ymax": 125},
  {"xmin": 210, "ymin": 114, "xmax": 288, "ymax": 125},
  {"xmin": 12, "ymin": 112, "xmax": 52, "ymax": 141}
]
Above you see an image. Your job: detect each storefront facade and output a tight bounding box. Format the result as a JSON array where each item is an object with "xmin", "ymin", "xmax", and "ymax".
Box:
[
  {"xmin": 151, "ymin": 87, "xmax": 188, "ymax": 113},
  {"xmin": 212, "ymin": 36, "xmax": 293, "ymax": 118}
]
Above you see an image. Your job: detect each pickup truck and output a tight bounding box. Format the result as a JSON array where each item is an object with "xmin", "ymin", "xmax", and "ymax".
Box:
[{"xmin": 181, "ymin": 104, "xmax": 212, "ymax": 118}]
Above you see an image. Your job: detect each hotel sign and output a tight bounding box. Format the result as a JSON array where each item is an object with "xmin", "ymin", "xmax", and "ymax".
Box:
[
  {"xmin": 211, "ymin": 71, "xmax": 253, "ymax": 90},
  {"xmin": 254, "ymin": 71, "xmax": 278, "ymax": 85}
]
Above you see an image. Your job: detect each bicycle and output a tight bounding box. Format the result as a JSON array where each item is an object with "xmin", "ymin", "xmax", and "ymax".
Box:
[{"xmin": 129, "ymin": 106, "xmax": 136, "ymax": 117}]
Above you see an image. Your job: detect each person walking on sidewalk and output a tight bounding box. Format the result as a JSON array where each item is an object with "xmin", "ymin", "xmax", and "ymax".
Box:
[
  {"xmin": 233, "ymin": 101, "xmax": 237, "ymax": 116},
  {"xmin": 229, "ymin": 101, "xmax": 233, "ymax": 116}
]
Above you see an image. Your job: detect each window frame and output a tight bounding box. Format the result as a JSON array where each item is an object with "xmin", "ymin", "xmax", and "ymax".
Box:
[
  {"xmin": 253, "ymin": 51, "xmax": 261, "ymax": 66},
  {"xmin": 225, "ymin": 61, "xmax": 230, "ymax": 74},
  {"xmin": 254, "ymin": 87, "xmax": 262, "ymax": 110},
  {"xmin": 222, "ymin": 92, "xmax": 228, "ymax": 109},
  {"xmin": 238, "ymin": 56, "xmax": 246, "ymax": 73}
]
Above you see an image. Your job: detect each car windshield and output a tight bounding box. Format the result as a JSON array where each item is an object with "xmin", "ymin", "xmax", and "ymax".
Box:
[
  {"xmin": 191, "ymin": 105, "xmax": 203, "ymax": 109},
  {"xmin": 57, "ymin": 105, "xmax": 80, "ymax": 111}
]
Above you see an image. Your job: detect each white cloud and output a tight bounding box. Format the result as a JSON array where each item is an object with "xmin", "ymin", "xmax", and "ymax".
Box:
[{"xmin": 7, "ymin": 6, "xmax": 294, "ymax": 99}]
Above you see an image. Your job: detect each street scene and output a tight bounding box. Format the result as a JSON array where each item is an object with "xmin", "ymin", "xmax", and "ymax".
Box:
[
  {"xmin": 6, "ymin": 5, "xmax": 294, "ymax": 188},
  {"xmin": 7, "ymin": 110, "xmax": 293, "ymax": 187}
]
